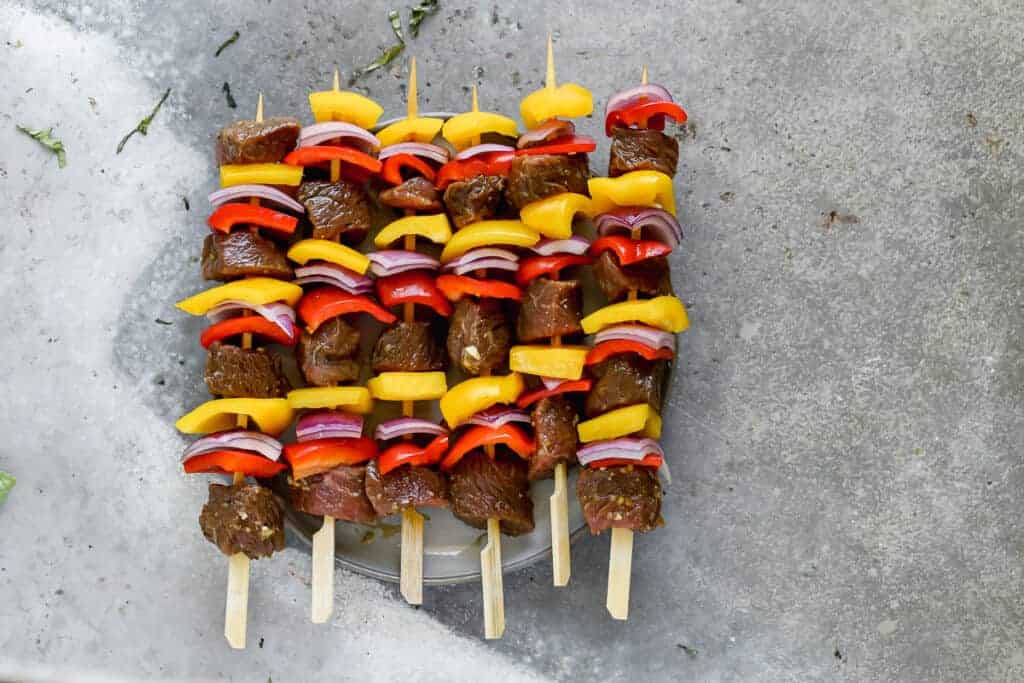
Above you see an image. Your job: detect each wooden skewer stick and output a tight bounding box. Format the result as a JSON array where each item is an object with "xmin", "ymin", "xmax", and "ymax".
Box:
[{"xmin": 477, "ymin": 365, "xmax": 506, "ymax": 638}]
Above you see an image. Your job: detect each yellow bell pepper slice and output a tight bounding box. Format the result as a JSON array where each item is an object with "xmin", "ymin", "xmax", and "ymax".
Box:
[
  {"xmin": 176, "ymin": 398, "xmax": 294, "ymax": 436},
  {"xmin": 176, "ymin": 277, "xmax": 303, "ymax": 315},
  {"xmin": 374, "ymin": 213, "xmax": 452, "ymax": 248},
  {"xmin": 440, "ymin": 373, "xmax": 525, "ymax": 428},
  {"xmin": 509, "ymin": 345, "xmax": 588, "ymax": 380},
  {"xmin": 519, "ymin": 193, "xmax": 594, "ymax": 240},
  {"xmin": 287, "ymin": 239, "xmax": 370, "ymax": 275},
  {"xmin": 309, "ymin": 90, "xmax": 384, "ymax": 129},
  {"xmin": 520, "ymin": 83, "xmax": 594, "ymax": 131},
  {"xmin": 588, "ymin": 170, "xmax": 676, "ymax": 217},
  {"xmin": 440, "ymin": 220, "xmax": 540, "ymax": 262},
  {"xmin": 286, "ymin": 386, "xmax": 374, "ymax": 414},
  {"xmin": 219, "ymin": 163, "xmax": 303, "ymax": 188},
  {"xmin": 377, "ymin": 117, "xmax": 445, "ymax": 147},
  {"xmin": 442, "ymin": 111, "xmax": 519, "ymax": 151},
  {"xmin": 581, "ymin": 295, "xmax": 689, "ymax": 335},
  {"xmin": 368, "ymin": 372, "xmax": 448, "ymax": 401},
  {"xmin": 577, "ymin": 403, "xmax": 662, "ymax": 443}
]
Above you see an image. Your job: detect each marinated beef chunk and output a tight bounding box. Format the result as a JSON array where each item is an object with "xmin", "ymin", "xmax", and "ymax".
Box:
[
  {"xmin": 205, "ymin": 341, "xmax": 289, "ymax": 398},
  {"xmin": 201, "ymin": 231, "xmax": 293, "ymax": 281},
  {"xmin": 506, "ymin": 153, "xmax": 590, "ymax": 209},
  {"xmin": 516, "ymin": 119, "xmax": 576, "ymax": 149},
  {"xmin": 608, "ymin": 127, "xmax": 679, "ymax": 178},
  {"xmin": 443, "ymin": 175, "xmax": 508, "ymax": 228},
  {"xmin": 577, "ymin": 465, "xmax": 662, "ymax": 534},
  {"xmin": 372, "ymin": 321, "xmax": 446, "ymax": 373},
  {"xmin": 298, "ymin": 180, "xmax": 372, "ymax": 244},
  {"xmin": 378, "ymin": 176, "xmax": 443, "ymax": 212},
  {"xmin": 585, "ymin": 355, "xmax": 668, "ymax": 418},
  {"xmin": 287, "ymin": 465, "xmax": 376, "ymax": 524},
  {"xmin": 529, "ymin": 396, "xmax": 579, "ymax": 481},
  {"xmin": 199, "ymin": 483, "xmax": 285, "ymax": 559},
  {"xmin": 447, "ymin": 298, "xmax": 511, "ymax": 375},
  {"xmin": 216, "ymin": 117, "xmax": 301, "ymax": 165},
  {"xmin": 449, "ymin": 452, "xmax": 534, "ymax": 536},
  {"xmin": 364, "ymin": 460, "xmax": 449, "ymax": 517},
  {"xmin": 592, "ymin": 251, "xmax": 674, "ymax": 302},
  {"xmin": 297, "ymin": 317, "xmax": 361, "ymax": 386},
  {"xmin": 517, "ymin": 277, "xmax": 583, "ymax": 342}
]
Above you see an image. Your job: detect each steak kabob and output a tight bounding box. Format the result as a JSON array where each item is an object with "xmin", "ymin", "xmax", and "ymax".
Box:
[
  {"xmin": 365, "ymin": 58, "xmax": 453, "ymax": 606},
  {"xmin": 175, "ymin": 94, "xmax": 304, "ymax": 648},
  {"xmin": 509, "ymin": 36, "xmax": 597, "ymax": 587},
  {"xmin": 436, "ymin": 87, "xmax": 539, "ymax": 639},
  {"xmin": 577, "ymin": 66, "xmax": 689, "ymax": 619},
  {"xmin": 278, "ymin": 70, "xmax": 390, "ymax": 623}
]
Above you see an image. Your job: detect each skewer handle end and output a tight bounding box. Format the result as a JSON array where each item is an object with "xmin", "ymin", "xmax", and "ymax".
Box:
[
  {"xmin": 607, "ymin": 527, "xmax": 633, "ymax": 620},
  {"xmin": 400, "ymin": 507, "xmax": 424, "ymax": 605},
  {"xmin": 311, "ymin": 515, "xmax": 336, "ymax": 623},
  {"xmin": 550, "ymin": 462, "xmax": 571, "ymax": 587}
]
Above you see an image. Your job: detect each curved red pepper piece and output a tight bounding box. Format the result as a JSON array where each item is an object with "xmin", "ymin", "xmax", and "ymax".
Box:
[
  {"xmin": 440, "ymin": 423, "xmax": 535, "ymax": 471},
  {"xmin": 282, "ymin": 145, "xmax": 383, "ymax": 176},
  {"xmin": 436, "ymin": 274, "xmax": 522, "ymax": 302},
  {"xmin": 380, "ymin": 153, "xmax": 437, "ymax": 186},
  {"xmin": 376, "ymin": 271, "xmax": 453, "ymax": 318},
  {"xmin": 605, "ymin": 101, "xmax": 688, "ymax": 137},
  {"xmin": 514, "ymin": 135, "xmax": 597, "ymax": 157},
  {"xmin": 282, "ymin": 436, "xmax": 378, "ymax": 480},
  {"xmin": 298, "ymin": 287, "xmax": 397, "ymax": 332},
  {"xmin": 377, "ymin": 433, "xmax": 450, "ymax": 476},
  {"xmin": 515, "ymin": 254, "xmax": 593, "ymax": 286},
  {"xmin": 207, "ymin": 204, "xmax": 299, "ymax": 236},
  {"xmin": 590, "ymin": 235, "xmax": 673, "ymax": 266},
  {"xmin": 200, "ymin": 316, "xmax": 299, "ymax": 349},
  {"xmin": 516, "ymin": 379, "xmax": 592, "ymax": 409},
  {"xmin": 183, "ymin": 449, "xmax": 287, "ymax": 478},
  {"xmin": 585, "ymin": 454, "xmax": 663, "ymax": 470},
  {"xmin": 435, "ymin": 151, "xmax": 515, "ymax": 190},
  {"xmin": 585, "ymin": 340, "xmax": 675, "ymax": 366}
]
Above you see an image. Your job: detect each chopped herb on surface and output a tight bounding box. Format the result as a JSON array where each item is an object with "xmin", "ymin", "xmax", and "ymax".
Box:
[
  {"xmin": 17, "ymin": 125, "xmax": 66, "ymax": 168},
  {"xmin": 155, "ymin": 318, "xmax": 173, "ymax": 326},
  {"xmin": 357, "ymin": 42, "xmax": 405, "ymax": 80},
  {"xmin": 0, "ymin": 471, "xmax": 15, "ymax": 503},
  {"xmin": 215, "ymin": 31, "xmax": 240, "ymax": 57},
  {"xmin": 388, "ymin": 10, "xmax": 404, "ymax": 42},
  {"xmin": 222, "ymin": 82, "xmax": 237, "ymax": 109},
  {"xmin": 409, "ymin": 0, "xmax": 439, "ymax": 37},
  {"xmin": 182, "ymin": 196, "xmax": 190, "ymax": 211},
  {"xmin": 117, "ymin": 88, "xmax": 170, "ymax": 154}
]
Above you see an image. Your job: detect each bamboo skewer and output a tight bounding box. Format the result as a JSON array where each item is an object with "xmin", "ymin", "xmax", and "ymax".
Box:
[{"xmin": 479, "ymin": 370, "xmax": 506, "ymax": 639}]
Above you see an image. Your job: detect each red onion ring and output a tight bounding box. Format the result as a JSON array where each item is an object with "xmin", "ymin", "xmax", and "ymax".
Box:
[
  {"xmin": 182, "ymin": 430, "xmax": 283, "ymax": 461},
  {"xmin": 442, "ymin": 248, "xmax": 519, "ymax": 275},
  {"xmin": 594, "ymin": 207, "xmax": 683, "ymax": 247},
  {"xmin": 374, "ymin": 418, "xmax": 448, "ymax": 441},
  {"xmin": 517, "ymin": 118, "xmax": 576, "ymax": 149},
  {"xmin": 208, "ymin": 185, "xmax": 305, "ymax": 214},
  {"xmin": 529, "ymin": 236, "xmax": 591, "ymax": 256},
  {"xmin": 368, "ymin": 250, "xmax": 440, "ymax": 277},
  {"xmin": 455, "ymin": 143, "xmax": 515, "ymax": 161},
  {"xmin": 604, "ymin": 84, "xmax": 674, "ymax": 119},
  {"xmin": 294, "ymin": 263, "xmax": 374, "ymax": 295},
  {"xmin": 594, "ymin": 324, "xmax": 675, "ymax": 350},
  {"xmin": 298, "ymin": 122, "xmax": 381, "ymax": 150},
  {"xmin": 378, "ymin": 142, "xmax": 450, "ymax": 164},
  {"xmin": 467, "ymin": 407, "xmax": 531, "ymax": 428},
  {"xmin": 577, "ymin": 438, "xmax": 664, "ymax": 468},
  {"xmin": 296, "ymin": 410, "xmax": 364, "ymax": 442},
  {"xmin": 206, "ymin": 300, "xmax": 296, "ymax": 340}
]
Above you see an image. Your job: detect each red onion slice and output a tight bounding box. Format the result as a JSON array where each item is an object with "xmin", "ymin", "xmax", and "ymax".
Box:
[
  {"xmin": 467, "ymin": 407, "xmax": 531, "ymax": 428},
  {"xmin": 577, "ymin": 438, "xmax": 664, "ymax": 468},
  {"xmin": 295, "ymin": 263, "xmax": 374, "ymax": 295},
  {"xmin": 604, "ymin": 84, "xmax": 674, "ymax": 119},
  {"xmin": 375, "ymin": 418, "xmax": 448, "ymax": 441},
  {"xmin": 296, "ymin": 410, "xmax": 364, "ymax": 442},
  {"xmin": 455, "ymin": 143, "xmax": 515, "ymax": 161},
  {"xmin": 594, "ymin": 207, "xmax": 683, "ymax": 247},
  {"xmin": 442, "ymin": 248, "xmax": 520, "ymax": 275},
  {"xmin": 298, "ymin": 122, "xmax": 381, "ymax": 150},
  {"xmin": 182, "ymin": 430, "xmax": 283, "ymax": 462},
  {"xmin": 368, "ymin": 250, "xmax": 441, "ymax": 277},
  {"xmin": 517, "ymin": 118, "xmax": 576, "ymax": 149},
  {"xmin": 530, "ymin": 236, "xmax": 591, "ymax": 256},
  {"xmin": 378, "ymin": 142, "xmax": 450, "ymax": 164},
  {"xmin": 208, "ymin": 185, "xmax": 305, "ymax": 214},
  {"xmin": 594, "ymin": 324, "xmax": 675, "ymax": 350},
  {"xmin": 206, "ymin": 300, "xmax": 297, "ymax": 340}
]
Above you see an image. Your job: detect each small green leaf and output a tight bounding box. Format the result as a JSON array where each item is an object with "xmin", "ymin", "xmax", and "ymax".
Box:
[
  {"xmin": 409, "ymin": 0, "xmax": 439, "ymax": 37},
  {"xmin": 17, "ymin": 125, "xmax": 67, "ymax": 168},
  {"xmin": 222, "ymin": 82, "xmax": 237, "ymax": 109},
  {"xmin": 357, "ymin": 43, "xmax": 405, "ymax": 79},
  {"xmin": 117, "ymin": 88, "xmax": 170, "ymax": 154},
  {"xmin": 215, "ymin": 31, "xmax": 240, "ymax": 57},
  {"xmin": 388, "ymin": 9, "xmax": 404, "ymax": 42},
  {"xmin": 0, "ymin": 471, "xmax": 15, "ymax": 503}
]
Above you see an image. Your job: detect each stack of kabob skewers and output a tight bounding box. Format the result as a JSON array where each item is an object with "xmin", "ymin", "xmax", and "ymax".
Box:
[{"xmin": 172, "ymin": 41, "xmax": 690, "ymax": 646}]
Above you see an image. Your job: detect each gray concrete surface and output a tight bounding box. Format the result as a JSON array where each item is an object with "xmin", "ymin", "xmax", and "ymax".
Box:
[{"xmin": 1, "ymin": 0, "xmax": 1022, "ymax": 681}]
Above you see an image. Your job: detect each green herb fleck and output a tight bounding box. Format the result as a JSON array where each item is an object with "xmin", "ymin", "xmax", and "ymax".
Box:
[
  {"xmin": 182, "ymin": 196, "xmax": 190, "ymax": 211},
  {"xmin": 0, "ymin": 471, "xmax": 14, "ymax": 503},
  {"xmin": 388, "ymin": 10, "xmax": 404, "ymax": 42},
  {"xmin": 155, "ymin": 318, "xmax": 173, "ymax": 326},
  {"xmin": 420, "ymin": 512, "xmax": 430, "ymax": 521},
  {"xmin": 409, "ymin": 0, "xmax": 439, "ymax": 37},
  {"xmin": 378, "ymin": 522, "xmax": 401, "ymax": 539},
  {"xmin": 215, "ymin": 31, "xmax": 240, "ymax": 57},
  {"xmin": 676, "ymin": 643, "xmax": 698, "ymax": 657},
  {"xmin": 17, "ymin": 125, "xmax": 67, "ymax": 168},
  {"xmin": 360, "ymin": 530, "xmax": 376, "ymax": 544},
  {"xmin": 117, "ymin": 88, "xmax": 170, "ymax": 154},
  {"xmin": 356, "ymin": 42, "xmax": 405, "ymax": 80},
  {"xmin": 222, "ymin": 82, "xmax": 237, "ymax": 109}
]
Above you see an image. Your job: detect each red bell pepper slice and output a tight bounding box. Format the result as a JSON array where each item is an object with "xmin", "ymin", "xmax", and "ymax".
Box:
[
  {"xmin": 590, "ymin": 236, "xmax": 673, "ymax": 266},
  {"xmin": 515, "ymin": 254, "xmax": 593, "ymax": 286},
  {"xmin": 585, "ymin": 340, "xmax": 675, "ymax": 366},
  {"xmin": 380, "ymin": 153, "xmax": 437, "ymax": 186},
  {"xmin": 585, "ymin": 453, "xmax": 663, "ymax": 470},
  {"xmin": 514, "ymin": 135, "xmax": 597, "ymax": 157},
  {"xmin": 183, "ymin": 449, "xmax": 287, "ymax": 477},
  {"xmin": 436, "ymin": 274, "xmax": 522, "ymax": 302},
  {"xmin": 605, "ymin": 101, "xmax": 688, "ymax": 136},
  {"xmin": 377, "ymin": 271, "xmax": 453, "ymax": 318},
  {"xmin": 200, "ymin": 316, "xmax": 299, "ymax": 348},
  {"xmin": 435, "ymin": 151, "xmax": 515, "ymax": 190},
  {"xmin": 440, "ymin": 424, "xmax": 535, "ymax": 471},
  {"xmin": 207, "ymin": 204, "xmax": 299, "ymax": 236},
  {"xmin": 282, "ymin": 436, "xmax": 378, "ymax": 480},
  {"xmin": 378, "ymin": 433, "xmax": 450, "ymax": 476},
  {"xmin": 298, "ymin": 287, "xmax": 397, "ymax": 332},
  {"xmin": 516, "ymin": 379, "xmax": 592, "ymax": 409},
  {"xmin": 282, "ymin": 146, "xmax": 383, "ymax": 176}
]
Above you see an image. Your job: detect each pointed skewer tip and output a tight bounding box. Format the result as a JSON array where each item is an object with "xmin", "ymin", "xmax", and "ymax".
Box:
[
  {"xmin": 546, "ymin": 34, "xmax": 556, "ymax": 90},
  {"xmin": 255, "ymin": 93, "xmax": 264, "ymax": 122},
  {"xmin": 641, "ymin": 65, "xmax": 649, "ymax": 85},
  {"xmin": 407, "ymin": 57, "xmax": 418, "ymax": 120},
  {"xmin": 333, "ymin": 68, "xmax": 341, "ymax": 92}
]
